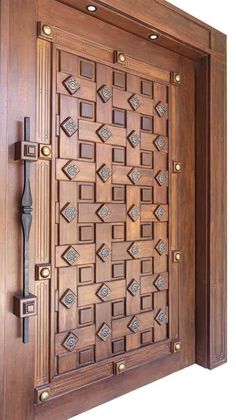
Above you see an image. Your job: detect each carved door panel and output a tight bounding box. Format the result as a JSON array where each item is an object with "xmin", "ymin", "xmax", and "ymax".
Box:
[
  {"xmin": 55, "ymin": 50, "xmax": 171, "ymax": 376},
  {"xmin": 33, "ymin": 14, "xmax": 195, "ymax": 411}
]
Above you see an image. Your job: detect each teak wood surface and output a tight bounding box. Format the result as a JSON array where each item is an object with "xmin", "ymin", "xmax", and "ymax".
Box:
[{"xmin": 0, "ymin": 1, "xmax": 227, "ymax": 419}]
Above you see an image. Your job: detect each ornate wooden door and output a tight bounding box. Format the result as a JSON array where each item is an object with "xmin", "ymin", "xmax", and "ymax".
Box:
[
  {"xmin": 28, "ymin": 2, "xmax": 195, "ymax": 415},
  {"xmin": 0, "ymin": 0, "xmax": 227, "ymax": 418}
]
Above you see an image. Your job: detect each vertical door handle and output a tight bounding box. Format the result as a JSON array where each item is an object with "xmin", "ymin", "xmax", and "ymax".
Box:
[{"xmin": 13, "ymin": 117, "xmax": 37, "ymax": 343}]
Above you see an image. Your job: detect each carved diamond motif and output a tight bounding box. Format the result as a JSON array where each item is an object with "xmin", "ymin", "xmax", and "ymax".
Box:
[
  {"xmin": 97, "ymin": 244, "xmax": 111, "ymax": 262},
  {"xmin": 97, "ymin": 323, "xmax": 111, "ymax": 341},
  {"xmin": 98, "ymin": 85, "xmax": 112, "ymax": 103},
  {"xmin": 154, "ymin": 205, "xmax": 166, "ymax": 221},
  {"xmin": 97, "ymin": 204, "xmax": 111, "ymax": 222},
  {"xmin": 96, "ymin": 283, "xmax": 111, "ymax": 301},
  {"xmin": 62, "ymin": 160, "xmax": 80, "ymax": 180},
  {"xmin": 156, "ymin": 170, "xmax": 168, "ymax": 186},
  {"xmin": 154, "ymin": 135, "xmax": 166, "ymax": 151},
  {"xmin": 155, "ymin": 240, "xmax": 167, "ymax": 256},
  {"xmin": 128, "ymin": 131, "xmax": 141, "ymax": 148},
  {"xmin": 62, "ymin": 332, "xmax": 78, "ymax": 351},
  {"xmin": 128, "ymin": 242, "xmax": 141, "ymax": 259},
  {"xmin": 154, "ymin": 273, "xmax": 168, "ymax": 291},
  {"xmin": 129, "ymin": 94, "xmax": 142, "ymax": 111},
  {"xmin": 155, "ymin": 310, "xmax": 168, "ymax": 325},
  {"xmin": 128, "ymin": 279, "xmax": 140, "ymax": 296},
  {"xmin": 97, "ymin": 164, "xmax": 111, "ymax": 183},
  {"xmin": 128, "ymin": 316, "xmax": 141, "ymax": 333},
  {"xmin": 60, "ymin": 202, "xmax": 77, "ymax": 223},
  {"xmin": 155, "ymin": 101, "xmax": 168, "ymax": 118},
  {"xmin": 63, "ymin": 75, "xmax": 80, "ymax": 95},
  {"xmin": 60, "ymin": 289, "xmax": 76, "ymax": 309},
  {"xmin": 97, "ymin": 125, "xmax": 112, "ymax": 142},
  {"xmin": 128, "ymin": 205, "xmax": 140, "ymax": 221},
  {"xmin": 62, "ymin": 246, "xmax": 79, "ymax": 265},
  {"xmin": 128, "ymin": 168, "xmax": 142, "ymax": 184},
  {"xmin": 61, "ymin": 117, "xmax": 78, "ymax": 137}
]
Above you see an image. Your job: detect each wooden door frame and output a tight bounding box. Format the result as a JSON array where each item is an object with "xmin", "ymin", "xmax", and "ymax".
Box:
[{"xmin": 0, "ymin": 0, "xmax": 226, "ymax": 418}]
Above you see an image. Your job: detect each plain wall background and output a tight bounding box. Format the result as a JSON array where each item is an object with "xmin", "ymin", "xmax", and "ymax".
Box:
[{"xmin": 71, "ymin": 1, "xmax": 235, "ymax": 419}]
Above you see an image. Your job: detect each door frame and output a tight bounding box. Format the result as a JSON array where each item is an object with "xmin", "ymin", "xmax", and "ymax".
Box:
[{"xmin": 0, "ymin": 0, "xmax": 227, "ymax": 419}]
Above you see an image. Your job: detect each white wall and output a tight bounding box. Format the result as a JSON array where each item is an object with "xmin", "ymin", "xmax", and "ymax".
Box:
[{"xmin": 71, "ymin": 2, "xmax": 235, "ymax": 419}]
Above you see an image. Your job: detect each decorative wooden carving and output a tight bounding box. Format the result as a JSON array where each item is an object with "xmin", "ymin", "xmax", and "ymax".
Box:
[
  {"xmin": 128, "ymin": 94, "xmax": 142, "ymax": 111},
  {"xmin": 98, "ymin": 85, "xmax": 112, "ymax": 103},
  {"xmin": 128, "ymin": 316, "xmax": 141, "ymax": 333},
  {"xmin": 61, "ymin": 117, "xmax": 78, "ymax": 137},
  {"xmin": 63, "ymin": 75, "xmax": 80, "ymax": 95},
  {"xmin": 36, "ymin": 31, "xmax": 177, "ymax": 402}
]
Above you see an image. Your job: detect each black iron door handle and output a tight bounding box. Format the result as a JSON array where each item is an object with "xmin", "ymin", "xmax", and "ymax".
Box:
[
  {"xmin": 13, "ymin": 117, "xmax": 37, "ymax": 343},
  {"xmin": 21, "ymin": 117, "xmax": 33, "ymax": 343}
]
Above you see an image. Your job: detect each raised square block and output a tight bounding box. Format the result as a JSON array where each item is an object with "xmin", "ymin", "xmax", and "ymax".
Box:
[
  {"xmin": 79, "ymin": 265, "xmax": 94, "ymax": 283},
  {"xmin": 14, "ymin": 293, "xmax": 37, "ymax": 318},
  {"xmin": 112, "ymin": 338, "xmax": 125, "ymax": 354},
  {"xmin": 79, "ymin": 306, "xmax": 94, "ymax": 325},
  {"xmin": 79, "ymin": 347, "xmax": 94, "ymax": 365},
  {"xmin": 112, "ymin": 300, "xmax": 125, "ymax": 318}
]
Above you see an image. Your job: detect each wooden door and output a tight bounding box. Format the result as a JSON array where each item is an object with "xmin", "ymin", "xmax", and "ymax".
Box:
[
  {"xmin": 33, "ymin": 10, "xmax": 195, "ymax": 412},
  {"xmin": 0, "ymin": 0, "xmax": 227, "ymax": 419}
]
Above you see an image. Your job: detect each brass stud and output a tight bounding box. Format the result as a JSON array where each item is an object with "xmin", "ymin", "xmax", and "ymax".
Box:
[
  {"xmin": 174, "ymin": 162, "xmax": 182, "ymax": 173},
  {"xmin": 175, "ymin": 74, "xmax": 181, "ymax": 83},
  {"xmin": 118, "ymin": 363, "xmax": 126, "ymax": 373},
  {"xmin": 42, "ymin": 24, "xmax": 52, "ymax": 36},
  {"xmin": 114, "ymin": 51, "xmax": 126, "ymax": 64},
  {"xmin": 174, "ymin": 251, "xmax": 182, "ymax": 262},
  {"xmin": 118, "ymin": 52, "xmax": 126, "ymax": 63},
  {"xmin": 174, "ymin": 342, "xmax": 181, "ymax": 352},
  {"xmin": 40, "ymin": 267, "xmax": 50, "ymax": 279},
  {"xmin": 40, "ymin": 391, "xmax": 49, "ymax": 402},
  {"xmin": 41, "ymin": 146, "xmax": 51, "ymax": 157}
]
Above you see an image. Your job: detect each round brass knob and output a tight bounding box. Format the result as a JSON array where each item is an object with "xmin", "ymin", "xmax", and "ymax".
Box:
[
  {"xmin": 41, "ymin": 146, "xmax": 51, "ymax": 157},
  {"xmin": 175, "ymin": 162, "xmax": 182, "ymax": 172},
  {"xmin": 40, "ymin": 267, "xmax": 50, "ymax": 279},
  {"xmin": 175, "ymin": 74, "xmax": 181, "ymax": 83},
  {"xmin": 118, "ymin": 53, "xmax": 126, "ymax": 63},
  {"xmin": 175, "ymin": 342, "xmax": 181, "ymax": 352},
  {"xmin": 40, "ymin": 391, "xmax": 49, "ymax": 402},
  {"xmin": 42, "ymin": 25, "xmax": 52, "ymax": 36},
  {"xmin": 175, "ymin": 252, "xmax": 182, "ymax": 262},
  {"xmin": 118, "ymin": 363, "xmax": 126, "ymax": 373}
]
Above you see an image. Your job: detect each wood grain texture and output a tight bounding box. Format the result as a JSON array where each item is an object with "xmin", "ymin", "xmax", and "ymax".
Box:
[
  {"xmin": 208, "ymin": 56, "xmax": 227, "ymax": 368},
  {"xmin": 1, "ymin": 1, "xmax": 37, "ymax": 419},
  {"xmin": 0, "ymin": 0, "xmax": 227, "ymax": 418},
  {"xmin": 34, "ymin": 352, "xmax": 180, "ymax": 419},
  {"xmin": 0, "ymin": 0, "xmax": 9, "ymax": 416},
  {"xmin": 35, "ymin": 161, "xmax": 50, "ymax": 262},
  {"xmin": 36, "ymin": 40, "xmax": 51, "ymax": 145},
  {"xmin": 195, "ymin": 53, "xmax": 227, "ymax": 369},
  {"xmin": 178, "ymin": 56, "xmax": 195, "ymax": 367},
  {"xmin": 34, "ymin": 280, "xmax": 49, "ymax": 386}
]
